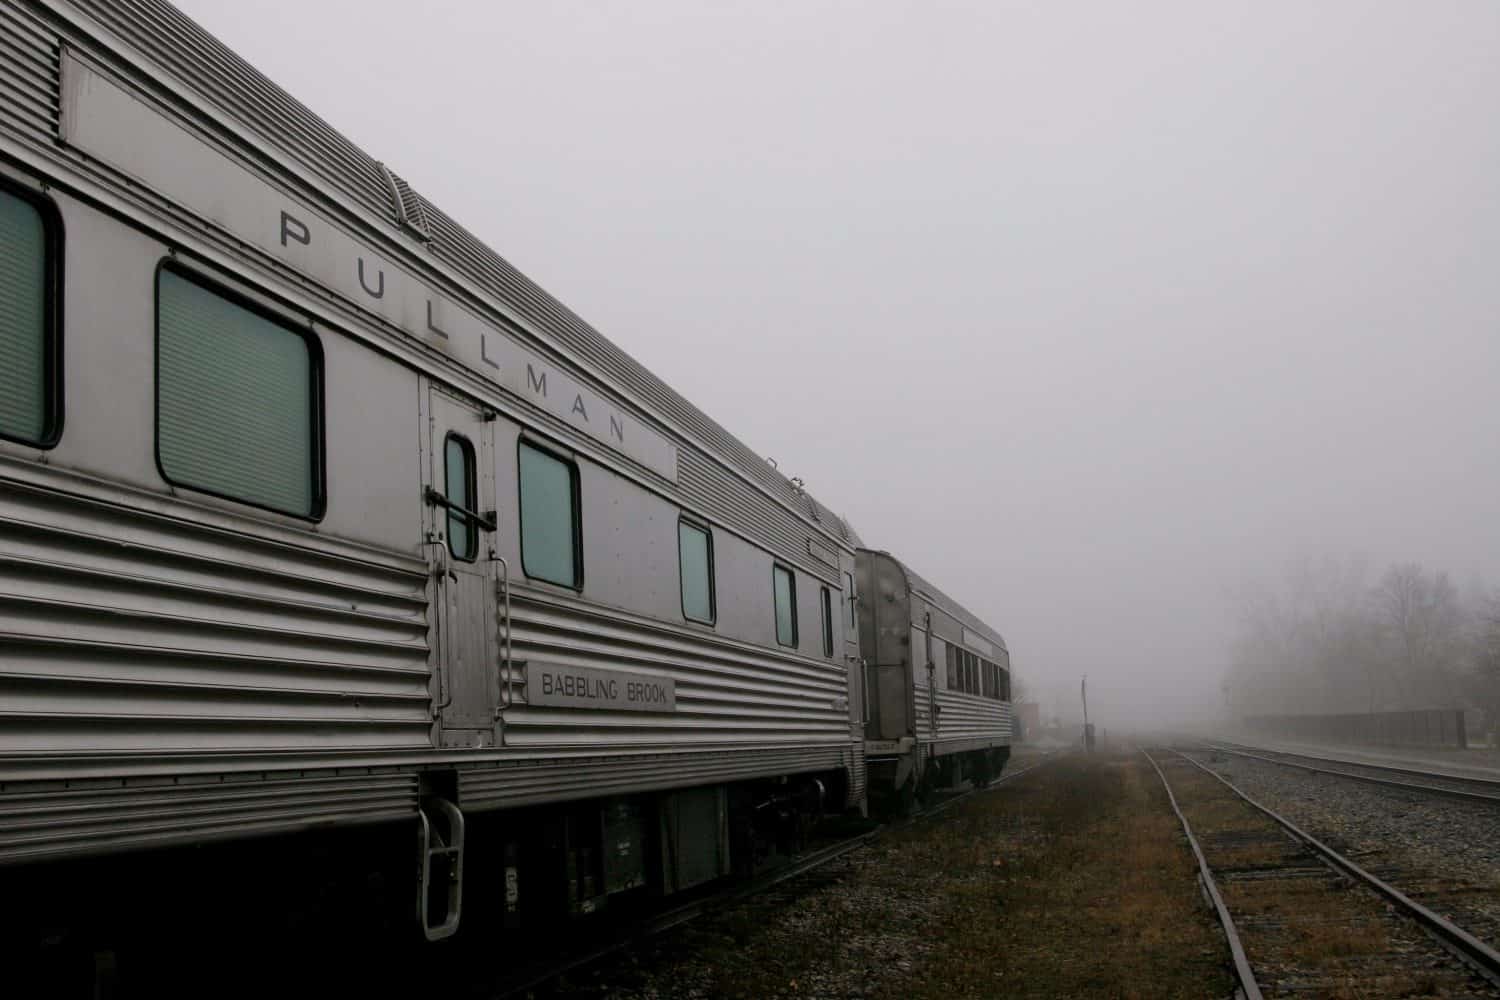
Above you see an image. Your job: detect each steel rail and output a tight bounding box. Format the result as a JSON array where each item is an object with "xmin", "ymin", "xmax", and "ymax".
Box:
[
  {"xmin": 1172, "ymin": 747, "xmax": 1500, "ymax": 988},
  {"xmin": 1142, "ymin": 749, "xmax": 1264, "ymax": 1000},
  {"xmin": 1199, "ymin": 740, "xmax": 1500, "ymax": 807},
  {"xmin": 495, "ymin": 751, "xmax": 1058, "ymax": 998}
]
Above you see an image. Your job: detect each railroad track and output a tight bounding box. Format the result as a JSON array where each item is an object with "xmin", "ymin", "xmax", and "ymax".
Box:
[
  {"xmin": 1198, "ymin": 740, "xmax": 1500, "ymax": 805},
  {"xmin": 492, "ymin": 752, "xmax": 1058, "ymax": 998},
  {"xmin": 1146, "ymin": 746, "xmax": 1500, "ymax": 998}
]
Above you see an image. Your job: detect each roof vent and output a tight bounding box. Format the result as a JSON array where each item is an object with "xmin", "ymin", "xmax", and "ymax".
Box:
[{"xmin": 378, "ymin": 162, "xmax": 434, "ymax": 243}]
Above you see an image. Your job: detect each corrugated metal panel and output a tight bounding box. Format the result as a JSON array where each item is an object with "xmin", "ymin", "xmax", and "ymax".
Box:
[
  {"xmin": 0, "ymin": 468, "xmax": 433, "ymax": 757},
  {"xmin": 0, "ymin": 3, "xmax": 59, "ymax": 143},
  {"xmin": 678, "ymin": 448, "xmax": 835, "ymax": 580},
  {"xmin": 65, "ymin": 0, "xmax": 394, "ymax": 219},
  {"xmin": 0, "ymin": 769, "xmax": 420, "ymax": 864},
  {"xmin": 899, "ymin": 557, "xmax": 1008, "ymax": 653},
  {"xmin": 501, "ymin": 591, "xmax": 852, "ymax": 747},
  {"xmin": 915, "ymin": 677, "xmax": 1012, "ymax": 754},
  {"xmin": 46, "ymin": 0, "xmax": 852, "ymax": 554},
  {"xmin": 459, "ymin": 744, "xmax": 848, "ymax": 811}
]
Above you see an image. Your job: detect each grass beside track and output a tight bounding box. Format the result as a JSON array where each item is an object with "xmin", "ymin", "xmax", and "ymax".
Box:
[
  {"xmin": 555, "ymin": 752, "xmax": 1233, "ymax": 999},
  {"xmin": 872, "ymin": 752, "xmax": 1232, "ymax": 1000}
]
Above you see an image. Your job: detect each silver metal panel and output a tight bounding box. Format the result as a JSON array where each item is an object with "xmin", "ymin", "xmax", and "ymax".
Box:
[
  {"xmin": 427, "ymin": 389, "xmax": 497, "ymax": 739},
  {"xmin": 57, "ymin": 51, "xmax": 681, "ymax": 483},
  {"xmin": 526, "ymin": 663, "xmax": 676, "ymax": 712},
  {"xmin": 0, "ymin": 459, "xmax": 432, "ymax": 756},
  {"xmin": 459, "ymin": 744, "xmax": 851, "ymax": 811},
  {"xmin": 0, "ymin": 769, "xmax": 420, "ymax": 864},
  {"xmin": 0, "ymin": 4, "xmax": 57, "ymax": 144},
  {"xmin": 37, "ymin": 0, "xmax": 853, "ymax": 558},
  {"xmin": 502, "ymin": 591, "xmax": 851, "ymax": 748}
]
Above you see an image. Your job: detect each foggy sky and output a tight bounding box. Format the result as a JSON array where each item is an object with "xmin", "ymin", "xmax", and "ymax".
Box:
[{"xmin": 174, "ymin": 0, "xmax": 1500, "ymax": 728}]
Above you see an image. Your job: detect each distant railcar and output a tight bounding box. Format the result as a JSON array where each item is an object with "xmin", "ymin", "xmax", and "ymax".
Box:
[
  {"xmin": 856, "ymin": 550, "xmax": 1012, "ymax": 811},
  {"xmin": 0, "ymin": 0, "xmax": 1010, "ymax": 949}
]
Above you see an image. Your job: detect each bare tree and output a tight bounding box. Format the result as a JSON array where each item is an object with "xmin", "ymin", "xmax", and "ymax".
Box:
[{"xmin": 1371, "ymin": 563, "xmax": 1466, "ymax": 707}]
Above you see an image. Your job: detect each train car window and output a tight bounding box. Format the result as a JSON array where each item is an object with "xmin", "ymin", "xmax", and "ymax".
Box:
[
  {"xmin": 518, "ymin": 440, "xmax": 581, "ymax": 589},
  {"xmin": 444, "ymin": 434, "xmax": 477, "ymax": 561},
  {"xmin": 156, "ymin": 266, "xmax": 321, "ymax": 518},
  {"xmin": 772, "ymin": 564, "xmax": 798, "ymax": 647},
  {"xmin": 678, "ymin": 519, "xmax": 715, "ymax": 625},
  {"xmin": 0, "ymin": 185, "xmax": 60, "ymax": 448},
  {"xmin": 820, "ymin": 586, "xmax": 834, "ymax": 657},
  {"xmin": 966, "ymin": 651, "xmax": 978, "ymax": 694},
  {"xmin": 946, "ymin": 645, "xmax": 957, "ymax": 689}
]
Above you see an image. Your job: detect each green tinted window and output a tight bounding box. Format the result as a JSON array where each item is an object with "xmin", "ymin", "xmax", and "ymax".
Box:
[
  {"xmin": 445, "ymin": 434, "xmax": 477, "ymax": 560},
  {"xmin": 773, "ymin": 565, "xmax": 797, "ymax": 647},
  {"xmin": 678, "ymin": 520, "xmax": 714, "ymax": 624},
  {"xmin": 0, "ymin": 189, "xmax": 50, "ymax": 444},
  {"xmin": 157, "ymin": 269, "xmax": 317, "ymax": 516},
  {"xmin": 519, "ymin": 441, "xmax": 579, "ymax": 587}
]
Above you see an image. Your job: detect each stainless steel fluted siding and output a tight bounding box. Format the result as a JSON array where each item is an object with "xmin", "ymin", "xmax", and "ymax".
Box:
[
  {"xmin": 677, "ymin": 449, "xmax": 836, "ymax": 580},
  {"xmin": 459, "ymin": 744, "xmax": 850, "ymax": 811},
  {"xmin": 0, "ymin": 472, "xmax": 432, "ymax": 759},
  {"xmin": 914, "ymin": 676, "xmax": 1012, "ymax": 753},
  {"xmin": 0, "ymin": 3, "xmax": 57, "ymax": 143},
  {"xmin": 503, "ymin": 592, "xmax": 852, "ymax": 747},
  {"xmin": 0, "ymin": 768, "xmax": 420, "ymax": 863}
]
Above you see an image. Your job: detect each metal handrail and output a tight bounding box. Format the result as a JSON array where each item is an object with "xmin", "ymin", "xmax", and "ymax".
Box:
[
  {"xmin": 424, "ymin": 485, "xmax": 497, "ymax": 533},
  {"xmin": 493, "ymin": 553, "xmax": 512, "ymax": 717},
  {"xmin": 425, "ymin": 540, "xmax": 454, "ymax": 714}
]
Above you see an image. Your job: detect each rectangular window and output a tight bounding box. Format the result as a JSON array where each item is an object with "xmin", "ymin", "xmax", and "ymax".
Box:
[
  {"xmin": 519, "ymin": 440, "xmax": 581, "ymax": 588},
  {"xmin": 678, "ymin": 519, "xmax": 715, "ymax": 624},
  {"xmin": 772, "ymin": 564, "xmax": 797, "ymax": 647},
  {"xmin": 946, "ymin": 645, "xmax": 957, "ymax": 689},
  {"xmin": 0, "ymin": 186, "xmax": 57, "ymax": 447},
  {"xmin": 445, "ymin": 433, "xmax": 477, "ymax": 561},
  {"xmin": 157, "ymin": 267, "xmax": 320, "ymax": 517},
  {"xmin": 966, "ymin": 651, "xmax": 978, "ymax": 694},
  {"xmin": 820, "ymin": 586, "xmax": 834, "ymax": 657}
]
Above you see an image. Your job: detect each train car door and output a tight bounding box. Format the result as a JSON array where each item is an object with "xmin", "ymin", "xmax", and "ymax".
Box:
[
  {"xmin": 425, "ymin": 385, "xmax": 499, "ymax": 747},
  {"xmin": 856, "ymin": 551, "xmax": 915, "ymax": 741}
]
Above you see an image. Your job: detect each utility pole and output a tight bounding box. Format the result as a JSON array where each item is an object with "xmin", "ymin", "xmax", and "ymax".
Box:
[{"xmin": 1081, "ymin": 674, "xmax": 1095, "ymax": 752}]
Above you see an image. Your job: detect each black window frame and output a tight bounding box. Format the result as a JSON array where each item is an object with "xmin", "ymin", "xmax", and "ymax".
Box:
[
  {"xmin": 772, "ymin": 563, "xmax": 799, "ymax": 648},
  {"xmin": 443, "ymin": 432, "xmax": 479, "ymax": 562},
  {"xmin": 516, "ymin": 437, "xmax": 584, "ymax": 591},
  {"xmin": 0, "ymin": 176, "xmax": 64, "ymax": 450},
  {"xmin": 676, "ymin": 516, "xmax": 717, "ymax": 626},
  {"xmin": 820, "ymin": 585, "xmax": 834, "ymax": 657},
  {"xmin": 153, "ymin": 259, "xmax": 327, "ymax": 521}
]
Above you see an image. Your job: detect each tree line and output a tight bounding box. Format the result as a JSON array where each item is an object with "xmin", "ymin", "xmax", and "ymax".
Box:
[{"xmin": 1225, "ymin": 555, "xmax": 1500, "ymax": 741}]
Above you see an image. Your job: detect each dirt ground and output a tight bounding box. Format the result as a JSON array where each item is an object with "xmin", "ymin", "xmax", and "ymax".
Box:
[{"xmin": 537, "ymin": 752, "xmax": 1234, "ymax": 1000}]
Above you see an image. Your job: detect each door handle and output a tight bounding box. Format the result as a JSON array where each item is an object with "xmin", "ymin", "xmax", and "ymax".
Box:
[{"xmin": 424, "ymin": 486, "xmax": 497, "ymax": 533}]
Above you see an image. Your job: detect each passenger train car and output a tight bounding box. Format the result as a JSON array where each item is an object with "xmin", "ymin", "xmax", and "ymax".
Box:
[{"xmin": 0, "ymin": 0, "xmax": 1011, "ymax": 945}]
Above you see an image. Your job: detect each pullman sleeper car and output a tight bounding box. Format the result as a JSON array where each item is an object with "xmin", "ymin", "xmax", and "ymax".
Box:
[{"xmin": 0, "ymin": 0, "xmax": 1012, "ymax": 947}]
